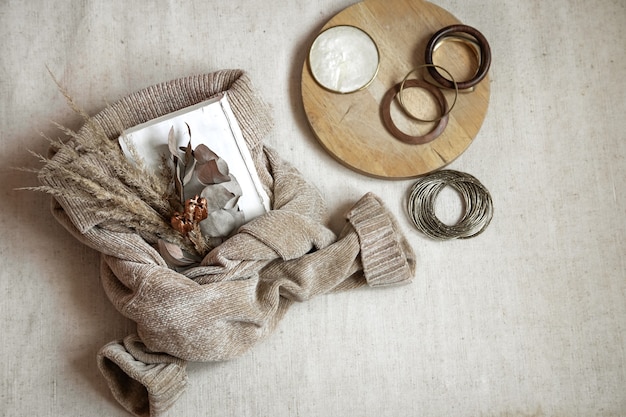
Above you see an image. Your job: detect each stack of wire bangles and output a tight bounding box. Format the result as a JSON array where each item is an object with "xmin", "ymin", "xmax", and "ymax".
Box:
[{"xmin": 407, "ymin": 170, "xmax": 493, "ymax": 240}]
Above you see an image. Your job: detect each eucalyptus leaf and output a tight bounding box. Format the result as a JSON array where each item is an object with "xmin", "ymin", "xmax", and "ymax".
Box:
[
  {"xmin": 182, "ymin": 137, "xmax": 193, "ymax": 166},
  {"xmin": 223, "ymin": 194, "xmax": 240, "ymax": 210},
  {"xmin": 182, "ymin": 158, "xmax": 197, "ymax": 186},
  {"xmin": 157, "ymin": 239, "xmax": 201, "ymax": 267},
  {"xmin": 215, "ymin": 158, "xmax": 230, "ymax": 182},
  {"xmin": 193, "ymin": 144, "xmax": 220, "ymax": 163},
  {"xmin": 196, "ymin": 159, "xmax": 230, "ymax": 184},
  {"xmin": 199, "ymin": 208, "xmax": 246, "ymax": 237},
  {"xmin": 218, "ymin": 174, "xmax": 243, "ymax": 205},
  {"xmin": 182, "ymin": 173, "xmax": 204, "ymax": 202},
  {"xmin": 167, "ymin": 126, "xmax": 179, "ymax": 159},
  {"xmin": 200, "ymin": 183, "xmax": 237, "ymax": 212}
]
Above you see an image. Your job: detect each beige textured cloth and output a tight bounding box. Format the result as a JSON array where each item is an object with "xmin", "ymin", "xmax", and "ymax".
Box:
[{"xmin": 39, "ymin": 70, "xmax": 416, "ymax": 417}]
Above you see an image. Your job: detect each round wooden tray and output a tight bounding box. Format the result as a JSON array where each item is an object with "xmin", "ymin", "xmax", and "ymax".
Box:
[{"xmin": 301, "ymin": 0, "xmax": 490, "ymax": 179}]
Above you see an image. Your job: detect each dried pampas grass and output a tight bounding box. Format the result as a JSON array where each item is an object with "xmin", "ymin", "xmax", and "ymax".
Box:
[{"xmin": 26, "ymin": 80, "xmax": 193, "ymax": 253}]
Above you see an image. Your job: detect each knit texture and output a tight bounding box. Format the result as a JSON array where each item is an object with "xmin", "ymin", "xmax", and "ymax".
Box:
[
  {"xmin": 98, "ymin": 335, "xmax": 188, "ymax": 417},
  {"xmin": 39, "ymin": 70, "xmax": 416, "ymax": 416}
]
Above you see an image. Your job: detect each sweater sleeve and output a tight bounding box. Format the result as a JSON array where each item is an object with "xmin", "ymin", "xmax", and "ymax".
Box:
[{"xmin": 97, "ymin": 335, "xmax": 188, "ymax": 417}]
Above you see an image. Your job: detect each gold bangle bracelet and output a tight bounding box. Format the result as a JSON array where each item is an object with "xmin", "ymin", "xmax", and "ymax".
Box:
[
  {"xmin": 425, "ymin": 24, "xmax": 491, "ymax": 90},
  {"xmin": 432, "ymin": 34, "xmax": 482, "ymax": 92}
]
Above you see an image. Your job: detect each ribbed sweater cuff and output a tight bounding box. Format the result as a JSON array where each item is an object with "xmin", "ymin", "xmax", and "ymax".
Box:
[
  {"xmin": 97, "ymin": 335, "xmax": 188, "ymax": 417},
  {"xmin": 347, "ymin": 193, "xmax": 415, "ymax": 287}
]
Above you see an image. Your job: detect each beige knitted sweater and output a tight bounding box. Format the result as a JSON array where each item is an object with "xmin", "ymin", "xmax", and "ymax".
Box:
[{"xmin": 39, "ymin": 70, "xmax": 416, "ymax": 417}]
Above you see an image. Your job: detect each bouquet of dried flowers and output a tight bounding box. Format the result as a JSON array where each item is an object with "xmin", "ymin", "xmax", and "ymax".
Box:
[
  {"xmin": 158, "ymin": 125, "xmax": 246, "ymax": 266},
  {"xmin": 31, "ymin": 89, "xmax": 245, "ymax": 267}
]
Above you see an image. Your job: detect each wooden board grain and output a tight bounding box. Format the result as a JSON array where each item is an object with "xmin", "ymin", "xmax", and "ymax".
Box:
[{"xmin": 301, "ymin": 0, "xmax": 490, "ymax": 178}]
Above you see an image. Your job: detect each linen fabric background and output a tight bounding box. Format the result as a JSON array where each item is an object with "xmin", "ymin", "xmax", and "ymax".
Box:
[{"xmin": 1, "ymin": 1, "xmax": 625, "ymax": 417}]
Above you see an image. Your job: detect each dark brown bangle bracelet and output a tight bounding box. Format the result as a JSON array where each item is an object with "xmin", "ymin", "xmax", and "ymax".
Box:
[
  {"xmin": 381, "ymin": 79, "xmax": 449, "ymax": 145},
  {"xmin": 424, "ymin": 24, "xmax": 491, "ymax": 90}
]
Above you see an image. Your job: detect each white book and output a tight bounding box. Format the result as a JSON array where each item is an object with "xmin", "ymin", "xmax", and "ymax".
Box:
[{"xmin": 118, "ymin": 93, "xmax": 270, "ymax": 225}]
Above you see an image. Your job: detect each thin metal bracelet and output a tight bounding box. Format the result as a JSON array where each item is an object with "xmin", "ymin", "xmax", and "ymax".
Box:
[{"xmin": 397, "ymin": 64, "xmax": 458, "ymax": 123}]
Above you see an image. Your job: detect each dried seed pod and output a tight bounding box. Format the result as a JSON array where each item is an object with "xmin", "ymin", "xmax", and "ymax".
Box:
[
  {"xmin": 171, "ymin": 212, "xmax": 193, "ymax": 235},
  {"xmin": 193, "ymin": 196, "xmax": 209, "ymax": 222},
  {"xmin": 184, "ymin": 195, "xmax": 208, "ymax": 223},
  {"xmin": 184, "ymin": 198, "xmax": 197, "ymax": 222}
]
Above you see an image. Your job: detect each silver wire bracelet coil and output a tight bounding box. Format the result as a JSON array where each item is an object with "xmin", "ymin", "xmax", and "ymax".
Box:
[{"xmin": 407, "ymin": 170, "xmax": 493, "ymax": 240}]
